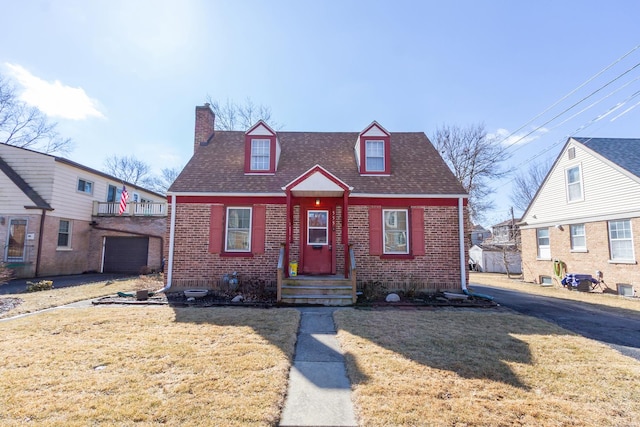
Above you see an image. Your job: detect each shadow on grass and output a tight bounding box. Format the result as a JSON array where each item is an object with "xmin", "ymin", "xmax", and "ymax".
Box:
[
  {"xmin": 334, "ymin": 308, "xmax": 575, "ymax": 390},
  {"xmin": 170, "ymin": 305, "xmax": 369, "ymax": 390}
]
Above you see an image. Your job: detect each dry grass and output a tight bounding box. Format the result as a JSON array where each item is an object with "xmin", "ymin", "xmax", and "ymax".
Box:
[
  {"xmin": 0, "ymin": 275, "xmax": 160, "ymax": 319},
  {"xmin": 470, "ymin": 272, "xmax": 640, "ymax": 313},
  {"xmin": 335, "ymin": 309, "xmax": 640, "ymax": 427},
  {"xmin": 0, "ymin": 305, "xmax": 299, "ymax": 426}
]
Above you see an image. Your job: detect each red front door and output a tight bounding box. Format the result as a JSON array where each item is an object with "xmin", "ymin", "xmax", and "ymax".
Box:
[{"xmin": 301, "ymin": 205, "xmax": 335, "ymax": 275}]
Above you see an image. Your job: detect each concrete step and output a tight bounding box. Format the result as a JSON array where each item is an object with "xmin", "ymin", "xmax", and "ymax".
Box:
[
  {"xmin": 280, "ymin": 294, "xmax": 354, "ymax": 306},
  {"xmin": 281, "ymin": 285, "xmax": 352, "ymax": 296}
]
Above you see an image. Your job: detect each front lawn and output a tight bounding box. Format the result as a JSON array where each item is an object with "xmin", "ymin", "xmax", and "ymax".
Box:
[
  {"xmin": 335, "ymin": 309, "xmax": 640, "ymax": 426},
  {"xmin": 0, "ymin": 306, "xmax": 299, "ymax": 426}
]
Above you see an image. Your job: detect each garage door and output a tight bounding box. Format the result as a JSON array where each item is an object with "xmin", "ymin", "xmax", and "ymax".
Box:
[{"xmin": 103, "ymin": 237, "xmax": 149, "ymax": 273}]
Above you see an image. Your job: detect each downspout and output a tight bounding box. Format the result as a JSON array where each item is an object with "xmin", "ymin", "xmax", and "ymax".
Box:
[
  {"xmin": 157, "ymin": 193, "xmax": 177, "ymax": 293},
  {"xmin": 458, "ymin": 197, "xmax": 467, "ymax": 291},
  {"xmin": 459, "ymin": 197, "xmax": 494, "ymax": 301},
  {"xmin": 34, "ymin": 209, "xmax": 47, "ymax": 277}
]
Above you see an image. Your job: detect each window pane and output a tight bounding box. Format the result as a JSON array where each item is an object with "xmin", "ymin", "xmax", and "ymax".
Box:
[
  {"xmin": 251, "ymin": 139, "xmax": 270, "ymax": 170},
  {"xmin": 609, "ymin": 220, "xmax": 633, "ymax": 260},
  {"xmin": 226, "ymin": 208, "xmax": 251, "ymax": 251},
  {"xmin": 570, "ymin": 224, "xmax": 586, "ymax": 249},
  {"xmin": 566, "ymin": 167, "xmax": 582, "ymax": 201},
  {"xmin": 57, "ymin": 220, "xmax": 70, "ymax": 247},
  {"xmin": 307, "ymin": 211, "xmax": 328, "ymax": 245},
  {"xmin": 383, "ymin": 210, "xmax": 408, "ymax": 254},
  {"xmin": 365, "ymin": 140, "xmax": 384, "ymax": 172}
]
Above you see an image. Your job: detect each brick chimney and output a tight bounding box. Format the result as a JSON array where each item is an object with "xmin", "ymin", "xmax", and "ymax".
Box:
[{"xmin": 194, "ymin": 103, "xmax": 215, "ymax": 151}]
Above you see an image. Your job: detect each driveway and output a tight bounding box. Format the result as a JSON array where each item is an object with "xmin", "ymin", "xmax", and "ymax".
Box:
[
  {"xmin": 471, "ymin": 284, "xmax": 640, "ymax": 361},
  {"xmin": 0, "ymin": 273, "xmax": 132, "ymax": 295}
]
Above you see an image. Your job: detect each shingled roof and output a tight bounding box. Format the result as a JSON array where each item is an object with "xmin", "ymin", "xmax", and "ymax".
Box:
[
  {"xmin": 0, "ymin": 156, "xmax": 52, "ymax": 210},
  {"xmin": 574, "ymin": 137, "xmax": 640, "ymax": 179},
  {"xmin": 170, "ymin": 130, "xmax": 467, "ymax": 196}
]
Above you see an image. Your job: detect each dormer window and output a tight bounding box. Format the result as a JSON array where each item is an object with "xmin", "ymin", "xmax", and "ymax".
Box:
[
  {"xmin": 244, "ymin": 120, "xmax": 280, "ymax": 174},
  {"xmin": 365, "ymin": 140, "xmax": 385, "ymax": 172},
  {"xmin": 356, "ymin": 121, "xmax": 391, "ymax": 175},
  {"xmin": 251, "ymin": 139, "xmax": 271, "ymax": 170}
]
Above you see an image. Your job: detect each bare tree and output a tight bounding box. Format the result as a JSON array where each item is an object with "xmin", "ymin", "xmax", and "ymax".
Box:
[
  {"xmin": 510, "ymin": 160, "xmax": 551, "ymax": 212},
  {"xmin": 205, "ymin": 96, "xmax": 280, "ymax": 130},
  {"xmin": 433, "ymin": 123, "xmax": 511, "ymax": 222},
  {"xmin": 144, "ymin": 166, "xmax": 182, "ymax": 194},
  {"xmin": 103, "ymin": 155, "xmax": 152, "ymax": 186},
  {"xmin": 0, "ymin": 74, "xmax": 72, "ymax": 155}
]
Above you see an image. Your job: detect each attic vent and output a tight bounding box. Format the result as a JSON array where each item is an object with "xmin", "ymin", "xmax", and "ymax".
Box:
[{"xmin": 568, "ymin": 147, "xmax": 576, "ymax": 160}]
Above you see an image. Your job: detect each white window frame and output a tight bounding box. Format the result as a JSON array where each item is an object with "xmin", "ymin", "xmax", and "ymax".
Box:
[
  {"xmin": 569, "ymin": 224, "xmax": 586, "ymax": 252},
  {"xmin": 365, "ymin": 140, "xmax": 385, "ymax": 172},
  {"xmin": 307, "ymin": 210, "xmax": 329, "ymax": 245},
  {"xmin": 537, "ymin": 228, "xmax": 550, "ymax": 259},
  {"xmin": 77, "ymin": 178, "xmax": 94, "ymax": 195},
  {"xmin": 383, "ymin": 209, "xmax": 409, "ymax": 254},
  {"xmin": 608, "ymin": 219, "xmax": 634, "ymax": 262},
  {"xmin": 225, "ymin": 207, "xmax": 252, "ymax": 252},
  {"xmin": 57, "ymin": 219, "xmax": 72, "ymax": 250},
  {"xmin": 565, "ymin": 165, "xmax": 583, "ymax": 202},
  {"xmin": 250, "ymin": 139, "xmax": 271, "ymax": 171}
]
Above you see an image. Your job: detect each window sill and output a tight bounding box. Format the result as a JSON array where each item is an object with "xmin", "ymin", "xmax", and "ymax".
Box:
[
  {"xmin": 608, "ymin": 259, "xmax": 637, "ymax": 265},
  {"xmin": 536, "ymin": 257, "xmax": 552, "ymax": 261},
  {"xmin": 221, "ymin": 252, "xmax": 254, "ymax": 258},
  {"xmin": 56, "ymin": 247, "xmax": 73, "ymax": 251},
  {"xmin": 380, "ymin": 254, "xmax": 414, "ymax": 260},
  {"xmin": 570, "ymin": 249, "xmax": 588, "ymax": 253}
]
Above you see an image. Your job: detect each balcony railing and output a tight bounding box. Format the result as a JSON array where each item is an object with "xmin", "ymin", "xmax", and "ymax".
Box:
[{"xmin": 92, "ymin": 201, "xmax": 167, "ymax": 217}]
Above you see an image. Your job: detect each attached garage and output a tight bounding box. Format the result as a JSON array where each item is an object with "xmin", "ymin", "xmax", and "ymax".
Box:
[{"xmin": 103, "ymin": 236, "xmax": 149, "ymax": 273}]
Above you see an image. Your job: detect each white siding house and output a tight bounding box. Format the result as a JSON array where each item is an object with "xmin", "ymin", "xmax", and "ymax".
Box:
[
  {"xmin": 520, "ymin": 137, "xmax": 640, "ymax": 295},
  {"xmin": 1, "ymin": 144, "xmax": 166, "ymax": 279}
]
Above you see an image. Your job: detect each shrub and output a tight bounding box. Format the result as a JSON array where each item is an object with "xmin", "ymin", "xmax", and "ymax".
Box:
[
  {"xmin": 0, "ymin": 263, "xmax": 14, "ymax": 285},
  {"xmin": 25, "ymin": 280, "xmax": 54, "ymax": 292}
]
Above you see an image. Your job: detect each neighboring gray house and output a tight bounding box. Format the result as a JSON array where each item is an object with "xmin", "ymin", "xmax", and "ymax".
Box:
[{"xmin": 470, "ymin": 224, "xmax": 491, "ymax": 246}]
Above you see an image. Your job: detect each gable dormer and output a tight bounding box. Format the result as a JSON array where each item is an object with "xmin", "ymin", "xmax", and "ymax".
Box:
[
  {"xmin": 244, "ymin": 120, "xmax": 280, "ymax": 174},
  {"xmin": 355, "ymin": 121, "xmax": 391, "ymax": 175}
]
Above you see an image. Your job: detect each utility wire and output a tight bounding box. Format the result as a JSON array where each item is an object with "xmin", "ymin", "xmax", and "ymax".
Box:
[{"xmin": 494, "ymin": 44, "xmax": 640, "ymax": 147}]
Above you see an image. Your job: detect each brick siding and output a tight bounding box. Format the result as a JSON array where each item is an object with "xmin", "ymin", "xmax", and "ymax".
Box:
[
  {"xmin": 522, "ymin": 217, "xmax": 640, "ymax": 294},
  {"xmin": 167, "ymin": 201, "xmax": 464, "ymax": 291}
]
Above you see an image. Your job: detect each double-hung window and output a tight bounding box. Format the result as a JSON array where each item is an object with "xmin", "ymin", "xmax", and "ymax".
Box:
[
  {"xmin": 251, "ymin": 139, "xmax": 271, "ymax": 171},
  {"xmin": 537, "ymin": 228, "xmax": 550, "ymax": 259},
  {"xmin": 57, "ymin": 220, "xmax": 72, "ymax": 249},
  {"xmin": 365, "ymin": 140, "xmax": 385, "ymax": 172},
  {"xmin": 225, "ymin": 207, "xmax": 252, "ymax": 252},
  {"xmin": 383, "ymin": 209, "xmax": 408, "ymax": 254},
  {"xmin": 608, "ymin": 220, "xmax": 634, "ymax": 261},
  {"xmin": 566, "ymin": 165, "xmax": 583, "ymax": 202},
  {"xmin": 570, "ymin": 224, "xmax": 586, "ymax": 251}
]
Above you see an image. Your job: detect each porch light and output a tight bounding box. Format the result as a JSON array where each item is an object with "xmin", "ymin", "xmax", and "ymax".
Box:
[{"xmin": 315, "ymin": 198, "xmax": 320, "ymax": 206}]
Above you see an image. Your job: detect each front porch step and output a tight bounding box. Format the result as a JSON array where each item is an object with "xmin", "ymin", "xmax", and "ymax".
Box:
[{"xmin": 280, "ymin": 276, "xmax": 354, "ymax": 306}]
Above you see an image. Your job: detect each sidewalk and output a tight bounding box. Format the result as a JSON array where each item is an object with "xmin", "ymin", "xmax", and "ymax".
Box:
[{"xmin": 279, "ymin": 307, "xmax": 357, "ymax": 427}]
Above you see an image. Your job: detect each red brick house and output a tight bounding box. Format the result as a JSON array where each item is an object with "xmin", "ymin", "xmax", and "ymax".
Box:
[{"xmin": 164, "ymin": 104, "xmax": 469, "ymax": 305}]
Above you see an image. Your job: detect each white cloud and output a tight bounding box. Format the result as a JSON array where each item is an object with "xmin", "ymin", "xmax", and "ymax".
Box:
[
  {"xmin": 489, "ymin": 127, "xmax": 549, "ymax": 147},
  {"xmin": 5, "ymin": 63, "xmax": 104, "ymax": 120}
]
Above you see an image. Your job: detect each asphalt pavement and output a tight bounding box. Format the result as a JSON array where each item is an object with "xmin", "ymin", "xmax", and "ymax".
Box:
[
  {"xmin": 471, "ymin": 284, "xmax": 640, "ymax": 361},
  {"xmin": 0, "ymin": 273, "xmax": 132, "ymax": 295}
]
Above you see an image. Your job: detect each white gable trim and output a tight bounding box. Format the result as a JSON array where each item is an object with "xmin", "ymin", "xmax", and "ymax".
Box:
[
  {"xmin": 282, "ymin": 164, "xmax": 353, "ymax": 192},
  {"xmin": 361, "ymin": 121, "xmax": 390, "ymax": 137}
]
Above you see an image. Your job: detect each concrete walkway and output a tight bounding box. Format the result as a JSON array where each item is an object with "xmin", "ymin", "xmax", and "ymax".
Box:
[{"xmin": 279, "ymin": 307, "xmax": 358, "ymax": 427}]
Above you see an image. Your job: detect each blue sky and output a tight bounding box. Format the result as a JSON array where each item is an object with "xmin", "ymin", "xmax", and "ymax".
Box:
[{"xmin": 2, "ymin": 0, "xmax": 640, "ymax": 226}]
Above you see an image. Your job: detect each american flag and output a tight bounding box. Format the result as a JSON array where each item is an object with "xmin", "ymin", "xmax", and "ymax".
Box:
[{"xmin": 118, "ymin": 185, "xmax": 129, "ymax": 215}]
